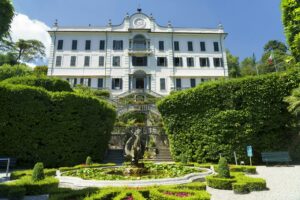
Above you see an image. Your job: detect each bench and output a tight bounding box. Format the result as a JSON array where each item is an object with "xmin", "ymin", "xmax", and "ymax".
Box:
[{"xmin": 261, "ymin": 151, "xmax": 291, "ymax": 165}]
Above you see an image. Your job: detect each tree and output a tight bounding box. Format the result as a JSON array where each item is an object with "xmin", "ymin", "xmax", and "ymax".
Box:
[
  {"xmin": 226, "ymin": 49, "xmax": 240, "ymax": 78},
  {"xmin": 281, "ymin": 0, "xmax": 300, "ymax": 61},
  {"xmin": 15, "ymin": 39, "xmax": 45, "ymax": 62},
  {"xmin": 258, "ymin": 40, "xmax": 289, "ymax": 74},
  {"xmin": 240, "ymin": 57, "xmax": 257, "ymax": 76},
  {"xmin": 0, "ymin": 0, "xmax": 14, "ymax": 39},
  {"xmin": 263, "ymin": 40, "xmax": 288, "ymax": 53},
  {"xmin": 285, "ymin": 86, "xmax": 300, "ymax": 116}
]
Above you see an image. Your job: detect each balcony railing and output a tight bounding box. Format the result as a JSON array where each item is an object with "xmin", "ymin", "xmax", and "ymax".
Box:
[{"xmin": 128, "ymin": 48, "xmax": 152, "ymax": 55}]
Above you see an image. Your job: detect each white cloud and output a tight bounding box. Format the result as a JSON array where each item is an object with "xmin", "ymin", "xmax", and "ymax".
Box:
[{"xmin": 10, "ymin": 13, "xmax": 51, "ymax": 65}]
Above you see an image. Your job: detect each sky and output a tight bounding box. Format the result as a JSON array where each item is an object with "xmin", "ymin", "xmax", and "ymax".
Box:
[{"xmin": 11, "ymin": 0, "xmax": 285, "ymax": 64}]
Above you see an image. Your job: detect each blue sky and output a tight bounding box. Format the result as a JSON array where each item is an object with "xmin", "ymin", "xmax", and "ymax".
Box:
[{"xmin": 13, "ymin": 0, "xmax": 285, "ymax": 62}]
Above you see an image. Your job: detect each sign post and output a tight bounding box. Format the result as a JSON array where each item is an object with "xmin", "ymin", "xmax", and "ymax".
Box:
[{"xmin": 247, "ymin": 146, "xmax": 253, "ymax": 166}]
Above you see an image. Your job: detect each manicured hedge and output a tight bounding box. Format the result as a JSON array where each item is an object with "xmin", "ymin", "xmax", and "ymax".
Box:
[
  {"xmin": 150, "ymin": 188, "xmax": 210, "ymax": 200},
  {"xmin": 230, "ymin": 165, "xmax": 256, "ymax": 174},
  {"xmin": 0, "ymin": 176, "xmax": 59, "ymax": 197},
  {"xmin": 0, "ymin": 83, "xmax": 116, "ymax": 167},
  {"xmin": 157, "ymin": 70, "xmax": 300, "ymax": 163},
  {"xmin": 206, "ymin": 175, "xmax": 236, "ymax": 190},
  {"xmin": 206, "ymin": 172, "xmax": 266, "ymax": 193},
  {"xmin": 2, "ymin": 76, "xmax": 72, "ymax": 92}
]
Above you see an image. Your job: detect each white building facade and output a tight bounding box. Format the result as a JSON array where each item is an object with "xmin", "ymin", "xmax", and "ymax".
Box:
[{"xmin": 47, "ymin": 10, "xmax": 228, "ymax": 97}]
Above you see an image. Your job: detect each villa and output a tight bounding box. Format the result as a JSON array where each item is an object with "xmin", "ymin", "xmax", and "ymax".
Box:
[{"xmin": 47, "ymin": 8, "xmax": 228, "ymax": 97}]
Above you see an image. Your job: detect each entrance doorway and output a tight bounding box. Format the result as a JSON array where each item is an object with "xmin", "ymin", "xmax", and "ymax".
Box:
[{"xmin": 136, "ymin": 78, "xmax": 144, "ymax": 89}]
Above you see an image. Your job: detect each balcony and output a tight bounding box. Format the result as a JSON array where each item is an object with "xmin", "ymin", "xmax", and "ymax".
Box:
[{"xmin": 128, "ymin": 47, "xmax": 152, "ymax": 56}]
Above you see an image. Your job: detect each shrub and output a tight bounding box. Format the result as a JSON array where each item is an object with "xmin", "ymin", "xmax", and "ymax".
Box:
[
  {"xmin": 2, "ymin": 76, "xmax": 72, "ymax": 92},
  {"xmin": 49, "ymin": 188, "xmax": 98, "ymax": 200},
  {"xmin": 230, "ymin": 165, "xmax": 256, "ymax": 174},
  {"xmin": 11, "ymin": 169, "xmax": 56, "ymax": 180},
  {"xmin": 0, "ymin": 64, "xmax": 32, "ymax": 81},
  {"xmin": 218, "ymin": 157, "xmax": 230, "ymax": 178},
  {"xmin": 234, "ymin": 173, "xmax": 266, "ymax": 191},
  {"xmin": 0, "ymin": 176, "xmax": 59, "ymax": 196},
  {"xmin": 0, "ymin": 83, "xmax": 116, "ymax": 167},
  {"xmin": 59, "ymin": 163, "xmax": 116, "ymax": 172},
  {"xmin": 232, "ymin": 183, "xmax": 249, "ymax": 194},
  {"xmin": 175, "ymin": 182, "xmax": 206, "ymax": 191},
  {"xmin": 157, "ymin": 71, "xmax": 300, "ymax": 163},
  {"xmin": 86, "ymin": 156, "xmax": 92, "ymax": 166},
  {"xmin": 32, "ymin": 162, "xmax": 45, "ymax": 181},
  {"xmin": 150, "ymin": 188, "xmax": 210, "ymax": 200},
  {"xmin": 7, "ymin": 186, "xmax": 26, "ymax": 200},
  {"xmin": 205, "ymin": 175, "xmax": 236, "ymax": 190},
  {"xmin": 33, "ymin": 66, "xmax": 48, "ymax": 76},
  {"xmin": 113, "ymin": 191, "xmax": 146, "ymax": 200}
]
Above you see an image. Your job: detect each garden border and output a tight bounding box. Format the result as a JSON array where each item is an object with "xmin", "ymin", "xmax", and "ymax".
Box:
[{"xmin": 56, "ymin": 167, "xmax": 213, "ymax": 188}]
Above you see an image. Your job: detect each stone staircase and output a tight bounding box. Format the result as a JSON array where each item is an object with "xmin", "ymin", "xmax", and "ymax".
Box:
[
  {"xmin": 154, "ymin": 148, "xmax": 173, "ymax": 162},
  {"xmin": 102, "ymin": 149, "xmax": 124, "ymax": 164}
]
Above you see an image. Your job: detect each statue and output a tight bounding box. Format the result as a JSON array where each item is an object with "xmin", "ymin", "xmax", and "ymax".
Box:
[{"xmin": 124, "ymin": 128, "xmax": 143, "ymax": 166}]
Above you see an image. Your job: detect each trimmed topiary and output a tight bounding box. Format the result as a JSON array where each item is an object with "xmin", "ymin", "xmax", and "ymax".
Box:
[
  {"xmin": 150, "ymin": 188, "xmax": 210, "ymax": 200},
  {"xmin": 86, "ymin": 156, "xmax": 92, "ymax": 166},
  {"xmin": 32, "ymin": 162, "xmax": 45, "ymax": 182},
  {"xmin": 218, "ymin": 157, "xmax": 230, "ymax": 178}
]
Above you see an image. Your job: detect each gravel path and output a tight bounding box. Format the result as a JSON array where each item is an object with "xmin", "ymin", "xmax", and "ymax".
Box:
[{"xmin": 207, "ymin": 166, "xmax": 300, "ymax": 200}]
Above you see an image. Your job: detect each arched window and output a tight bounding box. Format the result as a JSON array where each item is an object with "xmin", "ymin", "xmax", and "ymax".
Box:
[{"xmin": 133, "ymin": 34, "xmax": 147, "ymax": 51}]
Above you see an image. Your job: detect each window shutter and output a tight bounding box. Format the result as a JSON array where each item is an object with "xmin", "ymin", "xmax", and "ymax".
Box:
[{"xmin": 120, "ymin": 79, "xmax": 123, "ymax": 89}]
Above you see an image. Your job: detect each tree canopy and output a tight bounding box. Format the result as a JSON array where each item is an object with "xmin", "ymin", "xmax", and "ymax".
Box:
[
  {"xmin": 0, "ymin": 0, "xmax": 14, "ymax": 39},
  {"xmin": 226, "ymin": 50, "xmax": 241, "ymax": 78},
  {"xmin": 281, "ymin": 0, "xmax": 300, "ymax": 61}
]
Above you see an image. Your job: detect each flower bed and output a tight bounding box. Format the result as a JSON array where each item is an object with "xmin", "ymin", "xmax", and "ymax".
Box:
[{"xmin": 62, "ymin": 163, "xmax": 204, "ymax": 180}]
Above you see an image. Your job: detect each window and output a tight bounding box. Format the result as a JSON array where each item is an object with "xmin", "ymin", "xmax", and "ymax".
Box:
[
  {"xmin": 80, "ymin": 78, "xmax": 84, "ymax": 84},
  {"xmin": 70, "ymin": 56, "xmax": 76, "ymax": 66},
  {"xmin": 174, "ymin": 41, "xmax": 179, "ymax": 51},
  {"xmin": 213, "ymin": 58, "xmax": 223, "ymax": 67},
  {"xmin": 199, "ymin": 58, "xmax": 210, "ymax": 67},
  {"xmin": 187, "ymin": 57, "xmax": 194, "ymax": 67},
  {"xmin": 113, "ymin": 40, "xmax": 123, "ymax": 50},
  {"xmin": 57, "ymin": 40, "xmax": 63, "ymax": 50},
  {"xmin": 99, "ymin": 56, "xmax": 104, "ymax": 67},
  {"xmin": 112, "ymin": 78, "xmax": 122, "ymax": 90},
  {"xmin": 113, "ymin": 56, "xmax": 120, "ymax": 67},
  {"xmin": 174, "ymin": 57, "xmax": 183, "ymax": 67},
  {"xmin": 160, "ymin": 78, "xmax": 166, "ymax": 90},
  {"xmin": 98, "ymin": 78, "xmax": 103, "ymax": 88},
  {"xmin": 85, "ymin": 40, "xmax": 91, "ymax": 50},
  {"xmin": 214, "ymin": 42, "xmax": 219, "ymax": 52},
  {"xmin": 72, "ymin": 40, "xmax": 77, "ymax": 50},
  {"xmin": 190, "ymin": 78, "xmax": 196, "ymax": 88},
  {"xmin": 55, "ymin": 56, "xmax": 62, "ymax": 66},
  {"xmin": 99, "ymin": 40, "xmax": 105, "ymax": 50},
  {"xmin": 176, "ymin": 78, "xmax": 181, "ymax": 89},
  {"xmin": 84, "ymin": 56, "xmax": 90, "ymax": 67},
  {"xmin": 157, "ymin": 57, "xmax": 168, "ymax": 67},
  {"xmin": 83, "ymin": 78, "xmax": 91, "ymax": 87},
  {"xmin": 68, "ymin": 78, "xmax": 77, "ymax": 87},
  {"xmin": 200, "ymin": 42, "xmax": 206, "ymax": 51},
  {"xmin": 188, "ymin": 41, "xmax": 193, "ymax": 51},
  {"xmin": 159, "ymin": 41, "xmax": 164, "ymax": 51},
  {"xmin": 132, "ymin": 56, "xmax": 147, "ymax": 66}
]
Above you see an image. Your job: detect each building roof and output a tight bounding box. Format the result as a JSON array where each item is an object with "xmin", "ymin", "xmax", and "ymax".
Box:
[{"xmin": 48, "ymin": 10, "xmax": 227, "ymax": 35}]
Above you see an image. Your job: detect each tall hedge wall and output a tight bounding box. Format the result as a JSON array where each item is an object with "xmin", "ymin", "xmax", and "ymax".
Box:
[
  {"xmin": 0, "ymin": 83, "xmax": 116, "ymax": 167},
  {"xmin": 2, "ymin": 76, "xmax": 72, "ymax": 92},
  {"xmin": 157, "ymin": 71, "xmax": 300, "ymax": 163}
]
